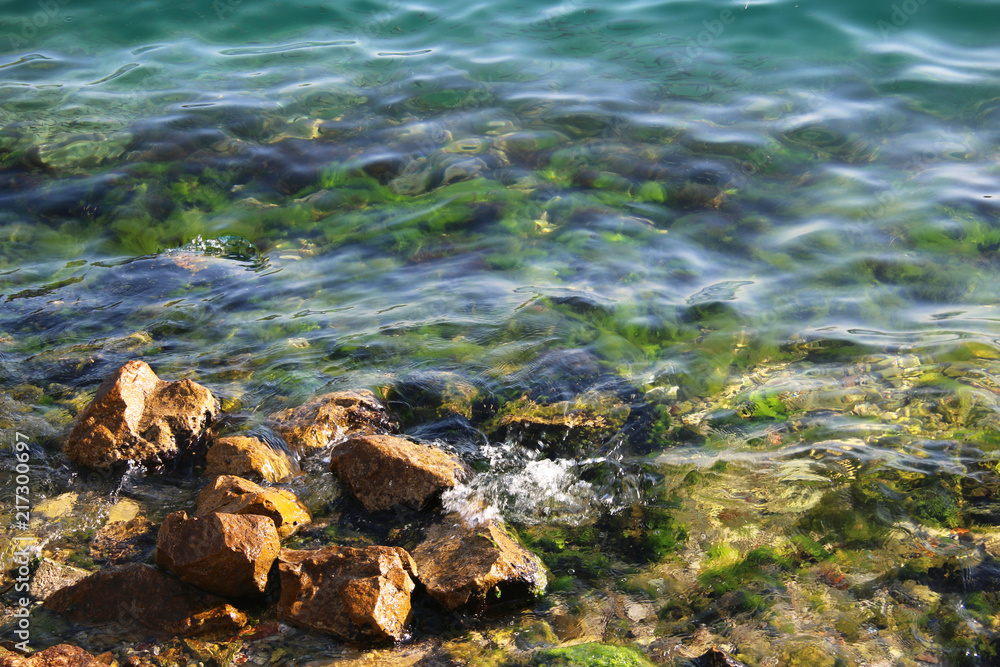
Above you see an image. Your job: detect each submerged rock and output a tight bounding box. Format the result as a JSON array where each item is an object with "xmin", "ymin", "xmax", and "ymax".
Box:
[
  {"xmin": 277, "ymin": 545, "xmax": 417, "ymax": 644},
  {"xmin": 265, "ymin": 390, "xmax": 399, "ymax": 455},
  {"xmin": 329, "ymin": 434, "xmax": 470, "ymax": 512},
  {"xmin": 27, "ymin": 559, "xmax": 90, "ymax": 601},
  {"xmin": 44, "ymin": 562, "xmax": 247, "ymax": 637},
  {"xmin": 490, "ymin": 392, "xmax": 630, "ymax": 458},
  {"xmin": 196, "ymin": 474, "xmax": 311, "ymax": 539},
  {"xmin": 412, "ymin": 514, "xmax": 547, "ymax": 611},
  {"xmin": 156, "ymin": 511, "xmax": 280, "ymax": 598},
  {"xmin": 89, "ymin": 516, "xmax": 158, "ymax": 565},
  {"xmin": 63, "ymin": 360, "xmax": 219, "ymax": 472},
  {"xmin": 0, "ymin": 644, "xmax": 106, "ymax": 667},
  {"xmin": 382, "ymin": 371, "xmax": 482, "ymax": 425},
  {"xmin": 205, "ymin": 434, "xmax": 301, "ymax": 482}
]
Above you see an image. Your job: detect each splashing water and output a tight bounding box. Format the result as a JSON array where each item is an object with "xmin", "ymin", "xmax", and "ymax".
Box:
[{"xmin": 442, "ymin": 441, "xmax": 602, "ymax": 526}]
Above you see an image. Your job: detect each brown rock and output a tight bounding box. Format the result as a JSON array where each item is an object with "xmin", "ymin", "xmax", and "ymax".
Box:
[
  {"xmin": 277, "ymin": 545, "xmax": 416, "ymax": 644},
  {"xmin": 27, "ymin": 559, "xmax": 90, "ymax": 601},
  {"xmin": 156, "ymin": 511, "xmax": 279, "ymax": 598},
  {"xmin": 412, "ymin": 515, "xmax": 547, "ymax": 611},
  {"xmin": 44, "ymin": 562, "xmax": 247, "ymax": 637},
  {"xmin": 89, "ymin": 516, "xmax": 158, "ymax": 565},
  {"xmin": 205, "ymin": 435, "xmax": 301, "ymax": 483},
  {"xmin": 196, "ymin": 474, "xmax": 263, "ymax": 510},
  {"xmin": 265, "ymin": 390, "xmax": 399, "ymax": 455},
  {"xmin": 63, "ymin": 360, "xmax": 219, "ymax": 472},
  {"xmin": 196, "ymin": 475, "xmax": 311, "ymax": 539},
  {"xmin": 0, "ymin": 644, "xmax": 106, "ymax": 667},
  {"xmin": 329, "ymin": 435, "xmax": 470, "ymax": 512}
]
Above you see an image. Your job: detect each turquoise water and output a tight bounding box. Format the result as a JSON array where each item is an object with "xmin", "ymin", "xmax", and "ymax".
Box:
[{"xmin": 4, "ymin": 0, "xmax": 1000, "ymax": 664}]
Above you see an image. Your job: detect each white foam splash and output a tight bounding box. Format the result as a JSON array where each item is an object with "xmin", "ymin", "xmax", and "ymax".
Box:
[{"xmin": 442, "ymin": 442, "xmax": 601, "ymax": 526}]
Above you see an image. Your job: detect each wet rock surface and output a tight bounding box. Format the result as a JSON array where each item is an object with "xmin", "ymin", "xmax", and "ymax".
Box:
[
  {"xmin": 63, "ymin": 360, "xmax": 219, "ymax": 472},
  {"xmin": 195, "ymin": 474, "xmax": 311, "ymax": 538},
  {"xmin": 329, "ymin": 434, "xmax": 471, "ymax": 512},
  {"xmin": 412, "ymin": 514, "xmax": 547, "ymax": 611},
  {"xmin": 277, "ymin": 545, "xmax": 418, "ymax": 644},
  {"xmin": 44, "ymin": 562, "xmax": 247, "ymax": 637},
  {"xmin": 205, "ymin": 434, "xmax": 301, "ymax": 482},
  {"xmin": 265, "ymin": 390, "xmax": 399, "ymax": 455},
  {"xmin": 27, "ymin": 559, "xmax": 90, "ymax": 601},
  {"xmin": 89, "ymin": 516, "xmax": 158, "ymax": 565},
  {"xmin": 0, "ymin": 644, "xmax": 107, "ymax": 667},
  {"xmin": 155, "ymin": 510, "xmax": 280, "ymax": 598}
]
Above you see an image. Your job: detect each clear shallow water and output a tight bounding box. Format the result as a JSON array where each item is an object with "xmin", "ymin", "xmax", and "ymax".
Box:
[{"xmin": 3, "ymin": 0, "xmax": 1000, "ymax": 664}]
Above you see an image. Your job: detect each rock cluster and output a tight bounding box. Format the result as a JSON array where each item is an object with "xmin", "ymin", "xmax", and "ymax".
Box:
[{"xmin": 44, "ymin": 361, "xmax": 548, "ymax": 651}]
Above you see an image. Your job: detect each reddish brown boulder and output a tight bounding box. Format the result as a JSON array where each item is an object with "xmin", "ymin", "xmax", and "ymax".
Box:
[
  {"xmin": 277, "ymin": 545, "xmax": 417, "ymax": 644},
  {"xmin": 196, "ymin": 475, "xmax": 311, "ymax": 539},
  {"xmin": 44, "ymin": 563, "xmax": 247, "ymax": 637},
  {"xmin": 156, "ymin": 511, "xmax": 279, "ymax": 598},
  {"xmin": 205, "ymin": 435, "xmax": 301, "ymax": 482},
  {"xmin": 264, "ymin": 390, "xmax": 399, "ymax": 455},
  {"xmin": 412, "ymin": 515, "xmax": 547, "ymax": 611},
  {"xmin": 63, "ymin": 360, "xmax": 219, "ymax": 472},
  {"xmin": 0, "ymin": 644, "xmax": 105, "ymax": 667},
  {"xmin": 328, "ymin": 435, "xmax": 470, "ymax": 512}
]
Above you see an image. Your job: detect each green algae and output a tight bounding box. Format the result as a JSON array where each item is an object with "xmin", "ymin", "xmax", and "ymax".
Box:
[{"xmin": 532, "ymin": 643, "xmax": 654, "ymax": 667}]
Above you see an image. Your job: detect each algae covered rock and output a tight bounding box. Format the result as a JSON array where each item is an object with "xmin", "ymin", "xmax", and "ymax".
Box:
[
  {"xmin": 44, "ymin": 562, "xmax": 247, "ymax": 637},
  {"xmin": 277, "ymin": 545, "xmax": 417, "ymax": 644},
  {"xmin": 63, "ymin": 360, "xmax": 219, "ymax": 472},
  {"xmin": 265, "ymin": 389, "xmax": 399, "ymax": 455},
  {"xmin": 205, "ymin": 435, "xmax": 301, "ymax": 483},
  {"xmin": 329, "ymin": 434, "xmax": 470, "ymax": 512},
  {"xmin": 382, "ymin": 371, "xmax": 482, "ymax": 425},
  {"xmin": 0, "ymin": 644, "xmax": 107, "ymax": 667},
  {"xmin": 196, "ymin": 475, "xmax": 311, "ymax": 539},
  {"xmin": 412, "ymin": 514, "xmax": 547, "ymax": 611},
  {"xmin": 531, "ymin": 642, "xmax": 655, "ymax": 667},
  {"xmin": 490, "ymin": 392, "xmax": 630, "ymax": 458},
  {"xmin": 156, "ymin": 511, "xmax": 280, "ymax": 598}
]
